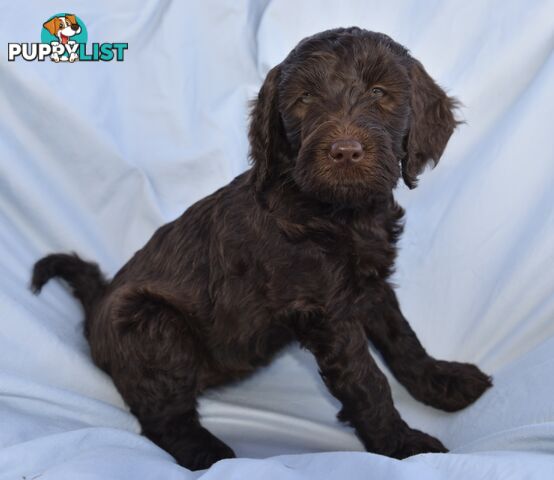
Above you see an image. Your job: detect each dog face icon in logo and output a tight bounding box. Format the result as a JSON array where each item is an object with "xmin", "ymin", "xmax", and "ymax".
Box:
[{"xmin": 42, "ymin": 14, "xmax": 87, "ymax": 63}]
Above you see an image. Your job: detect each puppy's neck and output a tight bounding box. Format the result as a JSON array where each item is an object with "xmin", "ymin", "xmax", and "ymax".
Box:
[{"xmin": 261, "ymin": 175, "xmax": 392, "ymax": 220}]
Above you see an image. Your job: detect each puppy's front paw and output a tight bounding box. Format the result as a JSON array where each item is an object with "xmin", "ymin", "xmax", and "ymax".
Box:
[
  {"xmin": 170, "ymin": 433, "xmax": 235, "ymax": 471},
  {"xmin": 392, "ymin": 428, "xmax": 448, "ymax": 459},
  {"xmin": 178, "ymin": 443, "xmax": 235, "ymax": 471},
  {"xmin": 420, "ymin": 360, "xmax": 492, "ymax": 412}
]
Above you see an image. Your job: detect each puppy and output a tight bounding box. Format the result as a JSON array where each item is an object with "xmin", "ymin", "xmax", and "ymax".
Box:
[
  {"xmin": 32, "ymin": 28, "xmax": 492, "ymax": 470},
  {"xmin": 42, "ymin": 14, "xmax": 81, "ymax": 62}
]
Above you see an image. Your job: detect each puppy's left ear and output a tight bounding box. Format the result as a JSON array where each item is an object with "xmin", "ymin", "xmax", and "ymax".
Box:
[
  {"xmin": 43, "ymin": 18, "xmax": 59, "ymax": 36},
  {"xmin": 402, "ymin": 59, "xmax": 459, "ymax": 188},
  {"xmin": 248, "ymin": 65, "xmax": 288, "ymax": 192},
  {"xmin": 66, "ymin": 14, "xmax": 78, "ymax": 25}
]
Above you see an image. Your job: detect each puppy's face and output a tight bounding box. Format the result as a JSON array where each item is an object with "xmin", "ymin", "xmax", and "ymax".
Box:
[
  {"xmin": 59, "ymin": 16, "xmax": 81, "ymax": 38},
  {"xmin": 249, "ymin": 28, "xmax": 459, "ymax": 205},
  {"xmin": 280, "ymin": 37, "xmax": 412, "ymax": 203},
  {"xmin": 43, "ymin": 15, "xmax": 81, "ymax": 43}
]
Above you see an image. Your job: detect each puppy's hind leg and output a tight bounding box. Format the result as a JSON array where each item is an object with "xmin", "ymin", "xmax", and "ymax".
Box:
[{"xmin": 108, "ymin": 288, "xmax": 235, "ymax": 470}]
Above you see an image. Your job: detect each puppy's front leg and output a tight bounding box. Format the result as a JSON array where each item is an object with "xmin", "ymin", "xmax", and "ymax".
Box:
[
  {"xmin": 67, "ymin": 41, "xmax": 79, "ymax": 62},
  {"xmin": 296, "ymin": 319, "xmax": 446, "ymax": 458},
  {"xmin": 363, "ymin": 283, "xmax": 492, "ymax": 412},
  {"xmin": 49, "ymin": 41, "xmax": 60, "ymax": 62}
]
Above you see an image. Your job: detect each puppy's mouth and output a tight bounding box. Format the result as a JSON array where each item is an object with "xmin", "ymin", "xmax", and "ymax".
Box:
[{"xmin": 59, "ymin": 27, "xmax": 80, "ymax": 44}]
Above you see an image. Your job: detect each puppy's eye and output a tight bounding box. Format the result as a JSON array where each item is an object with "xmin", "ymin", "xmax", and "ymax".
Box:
[
  {"xmin": 370, "ymin": 87, "xmax": 386, "ymax": 97},
  {"xmin": 299, "ymin": 93, "xmax": 314, "ymax": 105}
]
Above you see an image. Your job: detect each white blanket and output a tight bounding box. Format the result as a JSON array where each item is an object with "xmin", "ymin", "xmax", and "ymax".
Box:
[{"xmin": 1, "ymin": 0, "xmax": 553, "ymax": 478}]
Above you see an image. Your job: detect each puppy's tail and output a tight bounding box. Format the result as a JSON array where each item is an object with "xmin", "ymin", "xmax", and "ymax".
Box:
[{"xmin": 31, "ymin": 253, "xmax": 108, "ymax": 317}]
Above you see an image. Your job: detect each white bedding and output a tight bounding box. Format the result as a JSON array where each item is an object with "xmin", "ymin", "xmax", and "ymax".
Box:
[{"xmin": 1, "ymin": 0, "xmax": 553, "ymax": 478}]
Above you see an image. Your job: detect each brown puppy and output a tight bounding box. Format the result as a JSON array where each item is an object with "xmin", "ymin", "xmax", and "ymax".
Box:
[{"xmin": 32, "ymin": 28, "xmax": 492, "ymax": 470}]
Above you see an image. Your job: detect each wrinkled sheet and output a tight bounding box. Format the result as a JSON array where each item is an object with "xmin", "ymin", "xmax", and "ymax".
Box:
[{"xmin": 0, "ymin": 0, "xmax": 553, "ymax": 478}]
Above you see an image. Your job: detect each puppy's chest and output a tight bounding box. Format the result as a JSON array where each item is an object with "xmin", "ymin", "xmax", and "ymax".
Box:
[
  {"xmin": 328, "ymin": 220, "xmax": 397, "ymax": 283},
  {"xmin": 282, "ymin": 216, "xmax": 398, "ymax": 291}
]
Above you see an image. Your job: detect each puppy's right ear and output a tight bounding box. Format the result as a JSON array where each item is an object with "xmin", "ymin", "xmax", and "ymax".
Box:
[
  {"xmin": 43, "ymin": 18, "xmax": 60, "ymax": 36},
  {"xmin": 402, "ymin": 59, "xmax": 459, "ymax": 189},
  {"xmin": 248, "ymin": 65, "xmax": 287, "ymax": 192}
]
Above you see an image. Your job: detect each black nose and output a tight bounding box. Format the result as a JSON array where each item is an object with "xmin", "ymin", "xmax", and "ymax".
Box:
[
  {"xmin": 329, "ymin": 140, "xmax": 364, "ymax": 163},
  {"xmin": 71, "ymin": 24, "xmax": 80, "ymax": 31}
]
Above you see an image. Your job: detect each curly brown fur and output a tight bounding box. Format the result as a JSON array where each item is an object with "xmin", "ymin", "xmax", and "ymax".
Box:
[{"xmin": 31, "ymin": 28, "xmax": 491, "ymax": 470}]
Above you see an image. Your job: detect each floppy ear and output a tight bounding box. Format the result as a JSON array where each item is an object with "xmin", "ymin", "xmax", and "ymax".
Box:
[
  {"xmin": 65, "ymin": 14, "xmax": 77, "ymax": 25},
  {"xmin": 248, "ymin": 65, "xmax": 288, "ymax": 192},
  {"xmin": 402, "ymin": 59, "xmax": 459, "ymax": 189},
  {"xmin": 43, "ymin": 18, "xmax": 60, "ymax": 36}
]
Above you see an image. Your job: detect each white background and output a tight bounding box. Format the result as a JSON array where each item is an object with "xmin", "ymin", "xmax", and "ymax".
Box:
[{"xmin": 0, "ymin": 0, "xmax": 553, "ymax": 478}]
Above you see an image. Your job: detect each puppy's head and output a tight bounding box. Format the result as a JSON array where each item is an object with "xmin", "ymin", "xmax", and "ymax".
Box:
[
  {"xmin": 249, "ymin": 28, "xmax": 459, "ymax": 205},
  {"xmin": 43, "ymin": 14, "xmax": 81, "ymax": 43}
]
